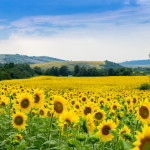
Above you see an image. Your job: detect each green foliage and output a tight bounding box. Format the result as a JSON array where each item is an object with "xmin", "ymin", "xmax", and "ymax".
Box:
[
  {"xmin": 139, "ymin": 83, "xmax": 150, "ymax": 90},
  {"xmin": 0, "ymin": 63, "xmax": 36, "ymax": 80}
]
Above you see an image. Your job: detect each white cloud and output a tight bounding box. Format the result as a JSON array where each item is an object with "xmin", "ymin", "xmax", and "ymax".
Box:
[
  {"xmin": 136, "ymin": 0, "xmax": 150, "ymax": 5},
  {"xmin": 10, "ymin": 8, "xmax": 136, "ymax": 28},
  {"xmin": 0, "ymin": 23, "xmax": 150, "ymax": 62}
]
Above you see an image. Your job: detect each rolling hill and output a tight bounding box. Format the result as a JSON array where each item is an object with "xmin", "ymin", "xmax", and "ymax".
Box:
[
  {"xmin": 31, "ymin": 60, "xmax": 123, "ymax": 70},
  {"xmin": 0, "ymin": 54, "xmax": 64, "ymax": 64}
]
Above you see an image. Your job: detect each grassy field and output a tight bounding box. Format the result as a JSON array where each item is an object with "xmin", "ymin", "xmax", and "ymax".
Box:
[{"xmin": 30, "ymin": 61, "xmax": 106, "ymax": 70}]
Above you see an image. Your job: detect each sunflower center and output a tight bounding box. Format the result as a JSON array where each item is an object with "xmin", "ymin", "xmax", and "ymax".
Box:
[
  {"xmin": 47, "ymin": 111, "xmax": 51, "ymax": 117},
  {"xmin": 84, "ymin": 107, "xmax": 91, "ymax": 115},
  {"xmin": 139, "ymin": 137, "xmax": 150, "ymax": 150},
  {"xmin": 54, "ymin": 101, "xmax": 63, "ymax": 113},
  {"xmin": 16, "ymin": 136, "xmax": 21, "ymax": 140},
  {"xmin": 13, "ymin": 93, "xmax": 16, "ymax": 96},
  {"xmin": 71, "ymin": 101, "xmax": 75, "ymax": 105},
  {"xmin": 21, "ymin": 99, "xmax": 29, "ymax": 108},
  {"xmin": 95, "ymin": 112, "xmax": 102, "ymax": 120},
  {"xmin": 75, "ymin": 105, "xmax": 79, "ymax": 109},
  {"xmin": 133, "ymin": 98, "xmax": 136, "ymax": 103},
  {"xmin": 1, "ymin": 102, "xmax": 5, "ymax": 106},
  {"xmin": 139, "ymin": 106, "xmax": 149, "ymax": 119},
  {"xmin": 40, "ymin": 110, "xmax": 44, "ymax": 115},
  {"xmin": 82, "ymin": 97, "xmax": 86, "ymax": 102},
  {"xmin": 14, "ymin": 116, "xmax": 23, "ymax": 125},
  {"xmin": 102, "ymin": 125, "xmax": 111, "ymax": 135},
  {"xmin": 113, "ymin": 105, "xmax": 117, "ymax": 110},
  {"xmin": 65, "ymin": 119, "xmax": 71, "ymax": 128},
  {"xmin": 121, "ymin": 131, "xmax": 126, "ymax": 135},
  {"xmin": 100, "ymin": 101, "xmax": 104, "ymax": 104},
  {"xmin": 34, "ymin": 94, "xmax": 40, "ymax": 103}
]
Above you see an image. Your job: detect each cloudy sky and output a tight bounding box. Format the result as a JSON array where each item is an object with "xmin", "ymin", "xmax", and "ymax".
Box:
[{"xmin": 0, "ymin": 0, "xmax": 150, "ymax": 62}]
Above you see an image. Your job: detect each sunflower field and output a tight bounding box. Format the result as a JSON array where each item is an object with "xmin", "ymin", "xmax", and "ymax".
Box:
[{"xmin": 0, "ymin": 76, "xmax": 150, "ymax": 150}]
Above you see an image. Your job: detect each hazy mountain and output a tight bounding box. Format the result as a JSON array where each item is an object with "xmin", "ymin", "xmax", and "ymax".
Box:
[
  {"xmin": 0, "ymin": 54, "xmax": 64, "ymax": 64},
  {"xmin": 119, "ymin": 59, "xmax": 150, "ymax": 65}
]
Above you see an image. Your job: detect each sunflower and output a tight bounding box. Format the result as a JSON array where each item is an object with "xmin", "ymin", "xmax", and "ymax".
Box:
[
  {"xmin": 46, "ymin": 109, "xmax": 52, "ymax": 118},
  {"xmin": 81, "ymin": 96, "xmax": 87, "ymax": 103},
  {"xmin": 31, "ymin": 109, "xmax": 37, "ymax": 117},
  {"xmin": 98, "ymin": 98, "xmax": 106, "ymax": 106},
  {"xmin": 96, "ymin": 119, "xmax": 116, "ymax": 142},
  {"xmin": 17, "ymin": 94, "xmax": 33, "ymax": 113},
  {"xmin": 132, "ymin": 125, "xmax": 150, "ymax": 150},
  {"xmin": 70, "ymin": 99, "xmax": 76, "ymax": 106},
  {"xmin": 12, "ymin": 112, "xmax": 27, "ymax": 130},
  {"xmin": 82, "ymin": 102, "xmax": 94, "ymax": 117},
  {"xmin": 85, "ymin": 114, "xmax": 95, "ymax": 134},
  {"xmin": 53, "ymin": 96, "xmax": 67, "ymax": 116},
  {"xmin": 93, "ymin": 109, "xmax": 106, "ymax": 122},
  {"xmin": 132, "ymin": 96, "xmax": 139, "ymax": 106},
  {"xmin": 59, "ymin": 110, "xmax": 79, "ymax": 130},
  {"xmin": 14, "ymin": 133, "xmax": 22, "ymax": 141},
  {"xmin": 135, "ymin": 100, "xmax": 150, "ymax": 124},
  {"xmin": 119, "ymin": 125, "xmax": 131, "ymax": 140},
  {"xmin": 0, "ymin": 96, "xmax": 9, "ymax": 107},
  {"xmin": 33, "ymin": 89, "xmax": 44, "ymax": 108},
  {"xmin": 74, "ymin": 101, "xmax": 80, "ymax": 110},
  {"xmin": 11, "ymin": 90, "xmax": 18, "ymax": 99},
  {"xmin": 39, "ymin": 107, "xmax": 47, "ymax": 118}
]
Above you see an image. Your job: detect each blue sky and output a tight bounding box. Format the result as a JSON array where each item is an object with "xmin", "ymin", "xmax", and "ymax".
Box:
[{"xmin": 0, "ymin": 0, "xmax": 150, "ymax": 62}]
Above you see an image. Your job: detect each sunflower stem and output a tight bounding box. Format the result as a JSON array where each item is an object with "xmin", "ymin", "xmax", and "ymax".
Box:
[
  {"xmin": 28, "ymin": 110, "xmax": 32, "ymax": 146},
  {"xmin": 102, "ymin": 142, "xmax": 104, "ymax": 150},
  {"xmin": 48, "ymin": 112, "xmax": 54, "ymax": 141},
  {"xmin": 135, "ymin": 120, "xmax": 139, "ymax": 135},
  {"xmin": 8, "ymin": 97, "xmax": 12, "ymax": 132},
  {"xmin": 59, "ymin": 128, "xmax": 62, "ymax": 146},
  {"xmin": 93, "ymin": 143, "xmax": 95, "ymax": 150}
]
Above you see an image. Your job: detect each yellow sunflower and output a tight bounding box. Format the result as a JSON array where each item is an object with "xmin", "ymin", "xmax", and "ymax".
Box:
[
  {"xmin": 119, "ymin": 125, "xmax": 131, "ymax": 140},
  {"xmin": 12, "ymin": 112, "xmax": 27, "ymax": 130},
  {"xmin": 132, "ymin": 125, "xmax": 150, "ymax": 150},
  {"xmin": 59, "ymin": 110, "xmax": 79, "ymax": 130},
  {"xmin": 33, "ymin": 89, "xmax": 44, "ymax": 108},
  {"xmin": 135, "ymin": 99, "xmax": 150, "ymax": 124},
  {"xmin": 14, "ymin": 133, "xmax": 22, "ymax": 141},
  {"xmin": 53, "ymin": 96, "xmax": 67, "ymax": 116},
  {"xmin": 39, "ymin": 107, "xmax": 47, "ymax": 118},
  {"xmin": 17, "ymin": 93, "xmax": 33, "ymax": 113},
  {"xmin": 96, "ymin": 119, "xmax": 116, "ymax": 142},
  {"xmin": 93, "ymin": 108, "xmax": 106, "ymax": 122},
  {"xmin": 85, "ymin": 114, "xmax": 95, "ymax": 134},
  {"xmin": 82, "ymin": 102, "xmax": 95, "ymax": 117}
]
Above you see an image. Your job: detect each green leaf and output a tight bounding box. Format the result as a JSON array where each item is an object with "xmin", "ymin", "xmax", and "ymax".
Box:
[
  {"xmin": 122, "ymin": 140, "xmax": 134, "ymax": 150},
  {"xmin": 17, "ymin": 144, "xmax": 26, "ymax": 150},
  {"xmin": 42, "ymin": 140, "xmax": 57, "ymax": 147},
  {"xmin": 109, "ymin": 130, "xmax": 118, "ymax": 136}
]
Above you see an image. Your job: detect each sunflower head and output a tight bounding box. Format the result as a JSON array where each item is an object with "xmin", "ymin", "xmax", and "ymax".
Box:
[
  {"xmin": 94, "ymin": 109, "xmax": 105, "ymax": 122},
  {"xmin": 96, "ymin": 119, "xmax": 116, "ymax": 142},
  {"xmin": 33, "ymin": 90, "xmax": 44, "ymax": 108},
  {"xmin": 17, "ymin": 94, "xmax": 33, "ymax": 113},
  {"xmin": 136, "ymin": 100, "xmax": 150, "ymax": 124},
  {"xmin": 53, "ymin": 96, "xmax": 67, "ymax": 116},
  {"xmin": 14, "ymin": 134, "xmax": 22, "ymax": 141},
  {"xmin": 132, "ymin": 125, "xmax": 150, "ymax": 150},
  {"xmin": 12, "ymin": 112, "xmax": 27, "ymax": 130}
]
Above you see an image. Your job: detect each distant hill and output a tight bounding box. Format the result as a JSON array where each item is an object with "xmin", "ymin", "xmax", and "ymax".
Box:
[
  {"xmin": 119, "ymin": 59, "xmax": 150, "ymax": 66},
  {"xmin": 31, "ymin": 60, "xmax": 123, "ymax": 70},
  {"xmin": 0, "ymin": 54, "xmax": 64, "ymax": 64}
]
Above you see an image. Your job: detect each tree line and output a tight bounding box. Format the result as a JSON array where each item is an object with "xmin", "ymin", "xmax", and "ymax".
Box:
[{"xmin": 0, "ymin": 63, "xmax": 133, "ymax": 80}]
